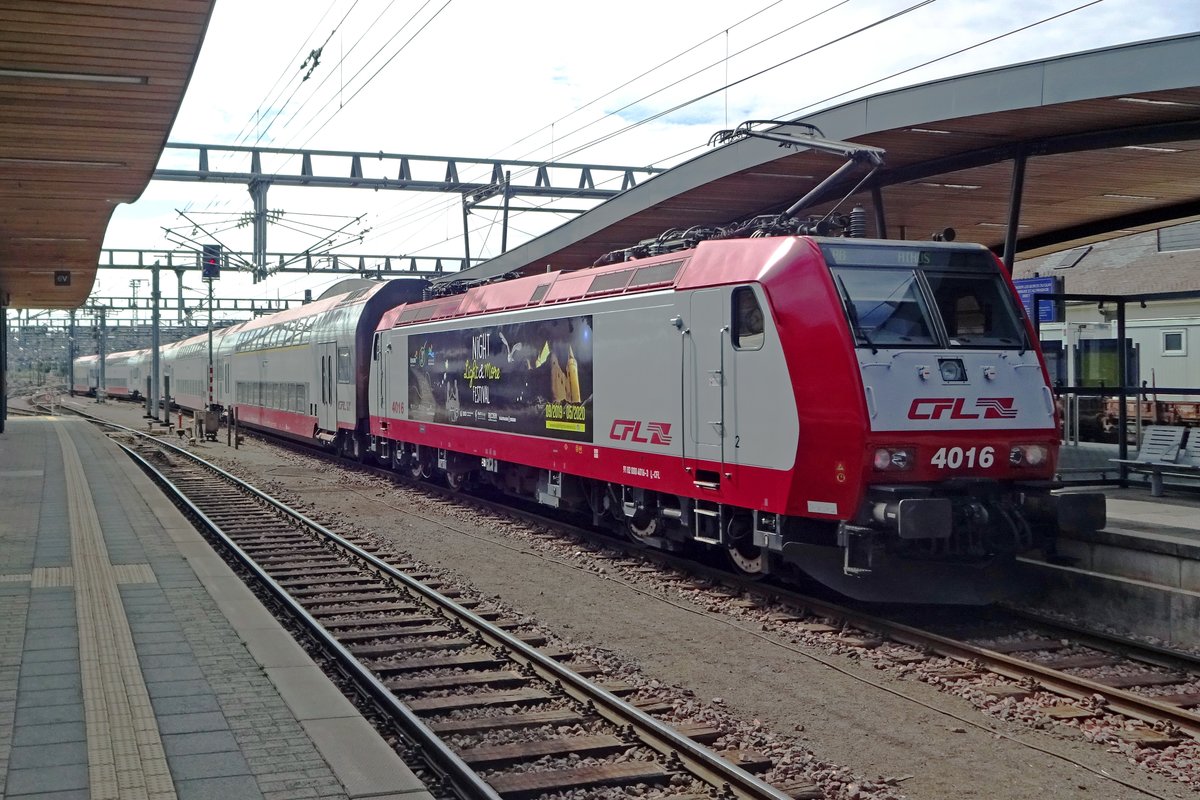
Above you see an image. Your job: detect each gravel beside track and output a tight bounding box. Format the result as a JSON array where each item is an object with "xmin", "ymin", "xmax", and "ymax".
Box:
[{"xmin": 56, "ymin": 397, "xmax": 1198, "ymax": 799}]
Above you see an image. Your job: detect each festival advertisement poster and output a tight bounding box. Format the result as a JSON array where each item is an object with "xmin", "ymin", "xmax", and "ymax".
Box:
[{"xmin": 407, "ymin": 315, "xmax": 593, "ymax": 442}]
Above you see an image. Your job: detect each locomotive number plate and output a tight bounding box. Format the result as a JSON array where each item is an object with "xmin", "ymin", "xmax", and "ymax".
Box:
[{"xmin": 930, "ymin": 445, "xmax": 994, "ymax": 469}]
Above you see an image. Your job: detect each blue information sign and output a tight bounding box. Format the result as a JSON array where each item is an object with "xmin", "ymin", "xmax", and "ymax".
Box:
[{"xmin": 1013, "ymin": 276, "xmax": 1060, "ymax": 323}]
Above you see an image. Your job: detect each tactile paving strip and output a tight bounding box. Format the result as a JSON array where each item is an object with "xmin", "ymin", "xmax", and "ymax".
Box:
[{"xmin": 55, "ymin": 423, "xmax": 177, "ymax": 800}]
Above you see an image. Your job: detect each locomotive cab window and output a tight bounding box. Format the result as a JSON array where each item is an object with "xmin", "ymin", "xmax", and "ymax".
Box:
[
  {"xmin": 831, "ymin": 268, "xmax": 936, "ymax": 346},
  {"xmin": 826, "ymin": 245, "xmax": 1028, "ymax": 350},
  {"xmin": 925, "ymin": 272, "xmax": 1026, "ymax": 348},
  {"xmin": 733, "ymin": 287, "xmax": 765, "ymax": 350}
]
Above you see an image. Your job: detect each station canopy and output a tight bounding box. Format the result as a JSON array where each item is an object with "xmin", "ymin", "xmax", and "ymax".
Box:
[
  {"xmin": 447, "ymin": 33, "xmax": 1200, "ymax": 284},
  {"xmin": 0, "ymin": 1, "xmax": 215, "ymax": 309}
]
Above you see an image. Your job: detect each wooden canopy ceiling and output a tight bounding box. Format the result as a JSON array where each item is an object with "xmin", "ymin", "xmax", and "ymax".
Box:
[
  {"xmin": 0, "ymin": 0, "xmax": 215, "ymax": 309},
  {"xmin": 451, "ymin": 34, "xmax": 1200, "ymax": 284}
]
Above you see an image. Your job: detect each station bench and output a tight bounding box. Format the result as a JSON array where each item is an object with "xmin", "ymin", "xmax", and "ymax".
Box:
[{"xmin": 1110, "ymin": 425, "xmax": 1200, "ymax": 497}]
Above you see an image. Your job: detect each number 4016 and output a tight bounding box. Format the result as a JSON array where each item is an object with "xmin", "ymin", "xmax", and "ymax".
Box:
[{"xmin": 930, "ymin": 446, "xmax": 994, "ymax": 469}]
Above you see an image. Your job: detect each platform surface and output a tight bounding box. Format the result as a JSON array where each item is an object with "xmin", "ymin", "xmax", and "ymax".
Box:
[{"xmin": 0, "ymin": 416, "xmax": 431, "ymax": 800}]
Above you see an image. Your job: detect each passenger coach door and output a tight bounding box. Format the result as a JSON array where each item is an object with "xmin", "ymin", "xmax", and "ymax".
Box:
[
  {"xmin": 685, "ymin": 289, "xmax": 728, "ymax": 480},
  {"xmin": 318, "ymin": 341, "xmax": 337, "ymax": 431},
  {"xmin": 374, "ymin": 334, "xmax": 387, "ymax": 425}
]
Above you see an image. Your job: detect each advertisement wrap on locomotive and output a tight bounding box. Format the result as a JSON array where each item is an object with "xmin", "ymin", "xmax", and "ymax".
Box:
[{"xmin": 408, "ymin": 315, "xmax": 594, "ymax": 442}]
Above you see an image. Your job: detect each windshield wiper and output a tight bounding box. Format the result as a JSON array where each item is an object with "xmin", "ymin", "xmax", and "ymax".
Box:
[{"xmin": 835, "ymin": 274, "xmax": 877, "ymax": 355}]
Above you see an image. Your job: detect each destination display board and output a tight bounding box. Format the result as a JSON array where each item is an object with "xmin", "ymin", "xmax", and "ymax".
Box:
[
  {"xmin": 407, "ymin": 315, "xmax": 594, "ymax": 442},
  {"xmin": 1013, "ymin": 276, "xmax": 1061, "ymax": 323}
]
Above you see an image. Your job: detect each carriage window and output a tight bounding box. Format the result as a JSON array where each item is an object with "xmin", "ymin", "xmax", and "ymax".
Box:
[
  {"xmin": 336, "ymin": 347, "xmax": 352, "ymax": 383},
  {"xmin": 733, "ymin": 287, "xmax": 765, "ymax": 350}
]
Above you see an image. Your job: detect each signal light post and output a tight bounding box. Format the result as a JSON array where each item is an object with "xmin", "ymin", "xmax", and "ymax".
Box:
[{"xmin": 200, "ymin": 245, "xmax": 221, "ymax": 413}]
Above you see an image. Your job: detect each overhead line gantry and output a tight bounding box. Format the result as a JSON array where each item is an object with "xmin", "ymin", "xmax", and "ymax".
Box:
[{"xmin": 154, "ymin": 143, "xmax": 666, "ymax": 270}]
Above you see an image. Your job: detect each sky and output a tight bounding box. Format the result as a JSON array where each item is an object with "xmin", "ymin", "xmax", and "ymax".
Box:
[{"xmin": 91, "ymin": 0, "xmax": 1200, "ymax": 320}]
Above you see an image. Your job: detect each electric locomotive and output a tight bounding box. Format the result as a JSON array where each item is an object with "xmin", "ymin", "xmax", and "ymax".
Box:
[{"xmin": 366, "ymin": 231, "xmax": 1105, "ymax": 603}]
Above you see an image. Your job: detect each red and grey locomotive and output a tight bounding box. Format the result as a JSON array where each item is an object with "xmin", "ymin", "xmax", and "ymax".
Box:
[{"xmin": 364, "ymin": 231, "xmax": 1104, "ymax": 603}]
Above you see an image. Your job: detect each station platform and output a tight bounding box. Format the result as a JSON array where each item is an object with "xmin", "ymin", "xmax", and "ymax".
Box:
[
  {"xmin": 1021, "ymin": 487, "xmax": 1200, "ymax": 648},
  {"xmin": 0, "ymin": 415, "xmax": 431, "ymax": 800}
]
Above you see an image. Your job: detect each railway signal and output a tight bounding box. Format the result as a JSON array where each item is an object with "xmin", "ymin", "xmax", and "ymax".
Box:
[{"xmin": 201, "ymin": 244, "xmax": 222, "ymax": 280}]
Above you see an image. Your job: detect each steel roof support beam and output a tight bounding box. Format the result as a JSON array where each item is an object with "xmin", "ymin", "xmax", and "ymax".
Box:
[
  {"xmin": 1002, "ymin": 198, "xmax": 1200, "ymax": 254},
  {"xmin": 870, "ymin": 185, "xmax": 887, "ymax": 239},
  {"xmin": 795, "ymin": 118, "xmax": 1200, "ymax": 256},
  {"xmin": 878, "ymin": 120, "xmax": 1200, "ymax": 187},
  {"xmin": 1002, "ymin": 148, "xmax": 1027, "ymax": 272},
  {"xmin": 798, "ymin": 119, "xmax": 1200, "ymax": 228}
]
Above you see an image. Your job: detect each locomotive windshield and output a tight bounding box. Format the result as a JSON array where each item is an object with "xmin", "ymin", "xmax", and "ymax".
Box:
[{"xmin": 822, "ymin": 243, "xmax": 1028, "ymax": 350}]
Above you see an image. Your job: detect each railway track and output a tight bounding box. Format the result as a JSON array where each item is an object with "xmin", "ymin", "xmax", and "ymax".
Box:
[
  {"xmin": 48, "ymin": 399, "xmax": 1200, "ymax": 791},
  {"xmin": 225, "ymin": 422, "xmax": 1200, "ymax": 748},
  {"xmin": 93, "ymin": 419, "xmax": 807, "ymax": 800}
]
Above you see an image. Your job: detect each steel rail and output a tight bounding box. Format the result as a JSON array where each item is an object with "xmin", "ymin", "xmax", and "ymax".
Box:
[
  {"xmin": 225, "ymin": 418, "xmax": 1200, "ymax": 740},
  {"xmin": 105, "ymin": 421, "xmax": 793, "ymax": 800},
  {"xmin": 820, "ymin": 608, "xmax": 1200, "ymax": 739},
  {"xmin": 114, "ymin": 438, "xmax": 502, "ymax": 800},
  {"xmin": 1003, "ymin": 604, "xmax": 1200, "ymax": 675},
  {"xmin": 73, "ymin": 403, "xmax": 1200, "ymax": 747}
]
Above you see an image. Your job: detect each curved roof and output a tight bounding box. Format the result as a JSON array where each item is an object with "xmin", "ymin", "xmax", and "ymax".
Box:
[
  {"xmin": 448, "ymin": 33, "xmax": 1200, "ymax": 284},
  {"xmin": 0, "ymin": 1, "xmax": 216, "ymax": 309}
]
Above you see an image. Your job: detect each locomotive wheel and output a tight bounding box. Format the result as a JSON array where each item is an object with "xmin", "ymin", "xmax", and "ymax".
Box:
[
  {"xmin": 625, "ymin": 510, "xmax": 661, "ymax": 544},
  {"xmin": 408, "ymin": 450, "xmax": 430, "ymax": 480},
  {"xmin": 725, "ymin": 516, "xmax": 766, "ymax": 577},
  {"xmin": 445, "ymin": 469, "xmax": 470, "ymax": 492}
]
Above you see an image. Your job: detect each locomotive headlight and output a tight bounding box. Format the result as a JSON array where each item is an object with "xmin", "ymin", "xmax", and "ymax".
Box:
[
  {"xmin": 873, "ymin": 447, "xmax": 914, "ymax": 471},
  {"xmin": 938, "ymin": 358, "xmax": 967, "ymax": 382},
  {"xmin": 1009, "ymin": 444, "xmax": 1049, "ymax": 467}
]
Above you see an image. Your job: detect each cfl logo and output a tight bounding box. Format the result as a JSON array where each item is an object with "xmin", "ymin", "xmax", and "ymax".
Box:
[
  {"xmin": 908, "ymin": 397, "xmax": 1017, "ymax": 420},
  {"xmin": 976, "ymin": 397, "xmax": 1018, "ymax": 419},
  {"xmin": 610, "ymin": 419, "xmax": 673, "ymax": 446}
]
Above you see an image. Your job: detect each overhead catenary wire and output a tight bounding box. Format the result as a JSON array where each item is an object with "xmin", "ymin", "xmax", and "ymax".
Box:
[
  {"xmin": 244, "ymin": 0, "xmax": 366, "ymax": 147},
  {"xmin": 365, "ymin": 0, "xmax": 930, "ymax": 254},
  {"xmin": 397, "ymin": 0, "xmax": 1114, "ymax": 261},
  {"xmin": 192, "ymin": 0, "xmax": 453, "ymax": 279},
  {"xmin": 229, "ymin": 0, "xmax": 343, "ymax": 147},
  {"xmin": 165, "ymin": 0, "xmax": 1119, "ymax": 309},
  {"xmin": 361, "ymin": 0, "xmax": 848, "ymax": 251},
  {"xmin": 198, "ymin": 0, "xmax": 927, "ymax": 273},
  {"xmin": 181, "ymin": 1, "xmax": 354, "ymax": 231},
  {"xmin": 259, "ymin": 0, "xmax": 414, "ymax": 150}
]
